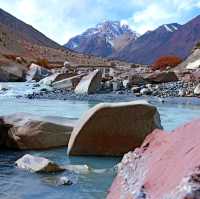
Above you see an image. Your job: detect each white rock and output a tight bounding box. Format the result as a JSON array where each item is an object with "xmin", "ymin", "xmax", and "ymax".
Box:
[
  {"xmin": 140, "ymin": 88, "xmax": 151, "ymax": 95},
  {"xmin": 52, "ymin": 74, "xmax": 83, "ymax": 90},
  {"xmin": 26, "ymin": 63, "xmax": 52, "ymax": 82},
  {"xmin": 0, "ymin": 83, "xmax": 9, "ymax": 91},
  {"xmin": 39, "ymin": 73, "xmax": 60, "ymax": 86},
  {"xmin": 186, "ymin": 59, "xmax": 200, "ymax": 70},
  {"xmin": 122, "ymin": 80, "xmax": 130, "ymax": 88},
  {"xmin": 112, "ymin": 80, "xmax": 123, "ymax": 91},
  {"xmin": 64, "ymin": 61, "xmax": 70, "ymax": 68},
  {"xmin": 15, "ymin": 154, "xmax": 64, "ymax": 173},
  {"xmin": 194, "ymin": 84, "xmax": 200, "ymax": 95},
  {"xmin": 64, "ymin": 164, "xmax": 91, "ymax": 174},
  {"xmin": 146, "ymin": 84, "xmax": 152, "ymax": 89},
  {"xmin": 178, "ymin": 89, "xmax": 185, "ymax": 97},
  {"xmin": 131, "ymin": 86, "xmax": 140, "ymax": 93},
  {"xmin": 58, "ymin": 176, "xmax": 73, "ymax": 186}
]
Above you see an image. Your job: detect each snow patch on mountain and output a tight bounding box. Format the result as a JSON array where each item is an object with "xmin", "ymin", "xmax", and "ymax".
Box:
[
  {"xmin": 65, "ymin": 20, "xmax": 139, "ymax": 50},
  {"xmin": 164, "ymin": 24, "xmax": 180, "ymax": 32},
  {"xmin": 164, "ymin": 24, "xmax": 173, "ymax": 32}
]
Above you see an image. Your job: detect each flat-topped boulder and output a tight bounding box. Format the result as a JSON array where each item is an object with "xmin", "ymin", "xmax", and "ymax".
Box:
[
  {"xmin": 52, "ymin": 74, "xmax": 85, "ymax": 89},
  {"xmin": 145, "ymin": 71, "xmax": 178, "ymax": 83},
  {"xmin": 67, "ymin": 100, "xmax": 162, "ymax": 156},
  {"xmin": 39, "ymin": 72, "xmax": 78, "ymax": 86},
  {"xmin": 75, "ymin": 69, "xmax": 102, "ymax": 94},
  {"xmin": 16, "ymin": 154, "xmax": 64, "ymax": 172},
  {"xmin": 1, "ymin": 113, "xmax": 77, "ymax": 150},
  {"xmin": 26, "ymin": 63, "xmax": 52, "ymax": 82},
  {"xmin": 107, "ymin": 119, "xmax": 200, "ymax": 199}
]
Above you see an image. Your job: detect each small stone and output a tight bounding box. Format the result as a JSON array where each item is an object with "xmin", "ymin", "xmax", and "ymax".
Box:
[
  {"xmin": 140, "ymin": 88, "xmax": 152, "ymax": 95},
  {"xmin": 131, "ymin": 86, "xmax": 141, "ymax": 93},
  {"xmin": 194, "ymin": 84, "xmax": 200, "ymax": 95},
  {"xmin": 15, "ymin": 154, "xmax": 65, "ymax": 173},
  {"xmin": 58, "ymin": 176, "xmax": 73, "ymax": 186},
  {"xmin": 178, "ymin": 89, "xmax": 186, "ymax": 97}
]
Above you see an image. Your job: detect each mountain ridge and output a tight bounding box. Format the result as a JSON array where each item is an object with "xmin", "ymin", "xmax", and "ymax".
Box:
[
  {"xmin": 65, "ymin": 15, "xmax": 200, "ymax": 64},
  {"xmin": 0, "ymin": 8, "xmax": 61, "ymax": 49},
  {"xmin": 64, "ymin": 20, "xmax": 139, "ymax": 57}
]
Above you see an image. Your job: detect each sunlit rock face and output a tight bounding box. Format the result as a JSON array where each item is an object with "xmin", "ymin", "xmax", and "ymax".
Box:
[
  {"xmin": 107, "ymin": 119, "xmax": 200, "ymax": 199},
  {"xmin": 1, "ymin": 113, "xmax": 76, "ymax": 150},
  {"xmin": 68, "ymin": 100, "xmax": 162, "ymax": 156},
  {"xmin": 26, "ymin": 63, "xmax": 52, "ymax": 82},
  {"xmin": 15, "ymin": 154, "xmax": 64, "ymax": 173},
  {"xmin": 75, "ymin": 69, "xmax": 102, "ymax": 95}
]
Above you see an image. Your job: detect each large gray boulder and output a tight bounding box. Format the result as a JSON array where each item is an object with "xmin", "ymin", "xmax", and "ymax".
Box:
[
  {"xmin": 75, "ymin": 69, "xmax": 102, "ymax": 94},
  {"xmin": 26, "ymin": 63, "xmax": 52, "ymax": 82},
  {"xmin": 67, "ymin": 100, "xmax": 162, "ymax": 156},
  {"xmin": 1, "ymin": 113, "xmax": 77, "ymax": 150},
  {"xmin": 15, "ymin": 154, "xmax": 64, "ymax": 172},
  {"xmin": 0, "ymin": 64, "xmax": 26, "ymax": 82}
]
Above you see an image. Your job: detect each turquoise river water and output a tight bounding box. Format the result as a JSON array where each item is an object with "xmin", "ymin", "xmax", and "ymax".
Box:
[{"xmin": 1, "ymin": 91, "xmax": 200, "ymax": 198}]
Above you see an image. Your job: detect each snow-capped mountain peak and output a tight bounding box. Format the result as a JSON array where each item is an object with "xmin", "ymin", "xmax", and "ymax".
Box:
[
  {"xmin": 64, "ymin": 20, "xmax": 139, "ymax": 57},
  {"xmin": 83, "ymin": 20, "xmax": 135, "ymax": 39}
]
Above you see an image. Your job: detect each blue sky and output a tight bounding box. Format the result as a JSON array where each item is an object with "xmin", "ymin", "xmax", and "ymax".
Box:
[{"xmin": 0, "ymin": 0, "xmax": 200, "ymax": 44}]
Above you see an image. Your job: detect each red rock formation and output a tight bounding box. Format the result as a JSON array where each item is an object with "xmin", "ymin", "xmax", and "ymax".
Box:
[{"xmin": 107, "ymin": 119, "xmax": 200, "ymax": 199}]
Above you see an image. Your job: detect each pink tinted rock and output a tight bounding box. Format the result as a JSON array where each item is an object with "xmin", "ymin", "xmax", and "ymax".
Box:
[{"xmin": 107, "ymin": 119, "xmax": 200, "ymax": 199}]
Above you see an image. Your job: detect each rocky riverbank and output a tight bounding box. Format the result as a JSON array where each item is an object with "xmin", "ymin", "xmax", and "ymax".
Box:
[{"xmin": 25, "ymin": 80, "xmax": 199, "ymax": 99}]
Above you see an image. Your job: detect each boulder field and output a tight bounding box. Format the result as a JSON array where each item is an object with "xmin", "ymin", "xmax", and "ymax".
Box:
[
  {"xmin": 107, "ymin": 119, "xmax": 200, "ymax": 199},
  {"xmin": 0, "ymin": 113, "xmax": 76, "ymax": 150},
  {"xmin": 67, "ymin": 100, "xmax": 162, "ymax": 156}
]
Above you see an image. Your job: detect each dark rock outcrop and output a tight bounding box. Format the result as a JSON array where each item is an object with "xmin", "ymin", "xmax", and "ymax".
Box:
[
  {"xmin": 0, "ymin": 118, "xmax": 11, "ymax": 147},
  {"xmin": 144, "ymin": 71, "xmax": 178, "ymax": 83}
]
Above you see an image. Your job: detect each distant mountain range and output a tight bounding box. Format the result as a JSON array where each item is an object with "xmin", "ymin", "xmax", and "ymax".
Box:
[
  {"xmin": 64, "ymin": 21, "xmax": 139, "ymax": 57},
  {"xmin": 65, "ymin": 16, "xmax": 200, "ymax": 64},
  {"xmin": 0, "ymin": 7, "xmax": 200, "ymax": 66}
]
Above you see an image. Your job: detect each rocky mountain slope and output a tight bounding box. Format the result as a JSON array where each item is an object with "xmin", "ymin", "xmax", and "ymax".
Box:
[
  {"xmin": 0, "ymin": 8, "xmax": 60, "ymax": 49},
  {"xmin": 113, "ymin": 15, "xmax": 200, "ymax": 64},
  {"xmin": 64, "ymin": 21, "xmax": 139, "ymax": 57},
  {"xmin": 0, "ymin": 8, "xmax": 128, "ymax": 71},
  {"xmin": 112, "ymin": 23, "xmax": 181, "ymax": 64},
  {"xmin": 174, "ymin": 45, "xmax": 200, "ymax": 72}
]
